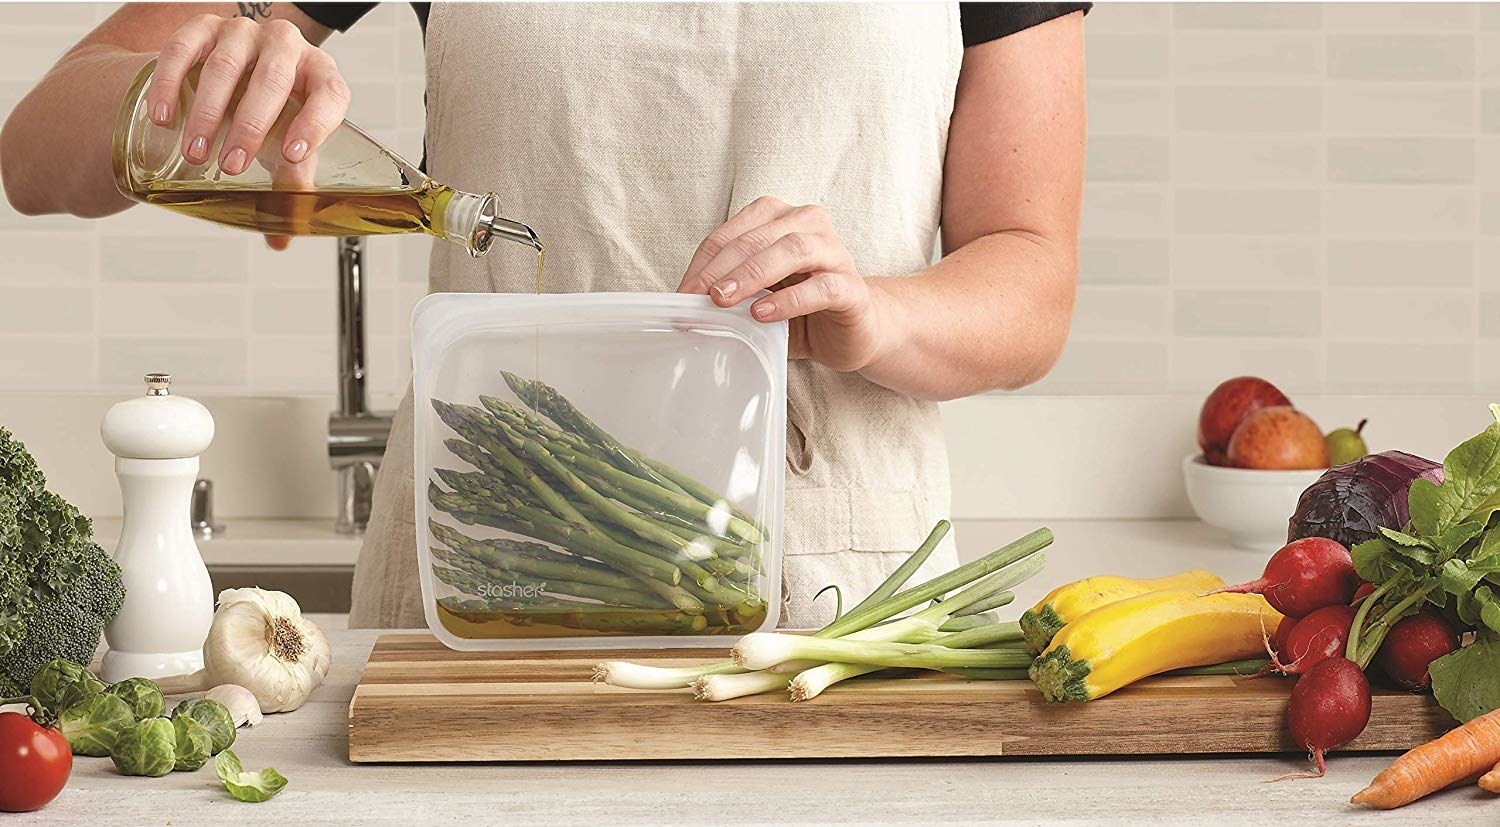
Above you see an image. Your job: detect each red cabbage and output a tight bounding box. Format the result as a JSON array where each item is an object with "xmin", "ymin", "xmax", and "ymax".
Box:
[{"xmin": 1287, "ymin": 451, "xmax": 1443, "ymax": 548}]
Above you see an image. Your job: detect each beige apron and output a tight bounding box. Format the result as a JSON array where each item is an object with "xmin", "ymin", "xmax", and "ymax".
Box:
[{"xmin": 350, "ymin": 2, "xmax": 963, "ymax": 630}]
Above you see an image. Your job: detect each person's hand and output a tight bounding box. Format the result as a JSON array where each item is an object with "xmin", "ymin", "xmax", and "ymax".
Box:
[
  {"xmin": 677, "ymin": 197, "xmax": 900, "ymax": 372},
  {"xmin": 145, "ymin": 15, "xmax": 350, "ymax": 250}
]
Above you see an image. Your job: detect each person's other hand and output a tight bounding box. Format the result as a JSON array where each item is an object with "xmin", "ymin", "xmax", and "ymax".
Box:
[
  {"xmin": 678, "ymin": 197, "xmax": 899, "ymax": 372},
  {"xmin": 145, "ymin": 14, "xmax": 350, "ymax": 249}
]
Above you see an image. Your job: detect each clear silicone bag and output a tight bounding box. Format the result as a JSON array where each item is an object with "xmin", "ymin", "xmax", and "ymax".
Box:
[{"xmin": 412, "ymin": 292, "xmax": 787, "ymax": 650}]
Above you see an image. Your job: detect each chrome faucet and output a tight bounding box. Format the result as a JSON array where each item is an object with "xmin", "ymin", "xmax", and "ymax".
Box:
[{"xmin": 329, "ymin": 237, "xmax": 393, "ymax": 534}]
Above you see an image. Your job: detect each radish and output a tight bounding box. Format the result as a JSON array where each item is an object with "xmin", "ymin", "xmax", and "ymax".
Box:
[
  {"xmin": 1375, "ymin": 611, "xmax": 1460, "ymax": 690},
  {"xmin": 1272, "ymin": 615, "xmax": 1297, "ymax": 658},
  {"xmin": 1211, "ymin": 537, "xmax": 1357, "ymax": 618},
  {"xmin": 1277, "ymin": 657, "xmax": 1372, "ymax": 779},
  {"xmin": 1272, "ymin": 604, "xmax": 1357, "ymax": 676},
  {"xmin": 1352, "ymin": 581, "xmax": 1375, "ymax": 603}
]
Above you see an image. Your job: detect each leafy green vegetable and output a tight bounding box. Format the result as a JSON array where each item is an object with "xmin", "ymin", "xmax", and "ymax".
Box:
[
  {"xmin": 172, "ymin": 714, "xmax": 213, "ymax": 772},
  {"xmin": 1347, "ymin": 405, "xmax": 1500, "ymax": 722},
  {"xmin": 1430, "ymin": 631, "xmax": 1500, "ymax": 723},
  {"xmin": 110, "ymin": 717, "xmax": 176, "ymax": 777},
  {"xmin": 0, "ymin": 428, "xmax": 126, "ymax": 695},
  {"xmin": 57, "ymin": 692, "xmax": 134, "ymax": 756},
  {"xmin": 106, "ymin": 677, "xmax": 165, "ymax": 721},
  {"xmin": 172, "ymin": 698, "xmax": 235, "ymax": 754},
  {"xmin": 215, "ymin": 749, "xmax": 288, "ymax": 802},
  {"xmin": 29, "ymin": 658, "xmax": 104, "ymax": 716}
]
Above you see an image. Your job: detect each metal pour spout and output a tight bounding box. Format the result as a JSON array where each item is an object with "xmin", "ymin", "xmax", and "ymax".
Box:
[{"xmin": 486, "ymin": 214, "xmax": 542, "ymax": 252}]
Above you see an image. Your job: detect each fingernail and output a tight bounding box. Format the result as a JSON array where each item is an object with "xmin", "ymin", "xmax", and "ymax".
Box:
[
  {"xmin": 188, "ymin": 135, "xmax": 208, "ymax": 162},
  {"xmin": 712, "ymin": 279, "xmax": 738, "ymax": 300},
  {"xmin": 152, "ymin": 101, "xmax": 171, "ymax": 124},
  {"xmin": 285, "ymin": 139, "xmax": 308, "ymax": 163},
  {"xmin": 753, "ymin": 301, "xmax": 775, "ymax": 320},
  {"xmin": 222, "ymin": 147, "xmax": 248, "ymax": 175}
]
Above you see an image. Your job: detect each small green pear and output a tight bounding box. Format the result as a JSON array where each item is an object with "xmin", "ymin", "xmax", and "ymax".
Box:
[{"xmin": 1326, "ymin": 419, "xmax": 1369, "ymax": 466}]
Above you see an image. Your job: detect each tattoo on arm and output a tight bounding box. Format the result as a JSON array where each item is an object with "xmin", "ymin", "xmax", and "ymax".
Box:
[{"xmin": 236, "ymin": 2, "xmax": 273, "ymax": 21}]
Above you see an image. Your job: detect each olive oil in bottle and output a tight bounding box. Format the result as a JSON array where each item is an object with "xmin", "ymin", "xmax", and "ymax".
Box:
[{"xmin": 113, "ymin": 58, "xmax": 538, "ymax": 257}]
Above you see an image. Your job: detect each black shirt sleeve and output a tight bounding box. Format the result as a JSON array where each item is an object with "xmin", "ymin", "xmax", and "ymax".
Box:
[
  {"xmin": 958, "ymin": 2, "xmax": 1090, "ymax": 48},
  {"xmin": 295, "ymin": 2, "xmax": 378, "ymax": 32}
]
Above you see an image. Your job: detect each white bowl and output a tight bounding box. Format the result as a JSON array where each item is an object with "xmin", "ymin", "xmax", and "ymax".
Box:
[{"xmin": 1182, "ymin": 454, "xmax": 1325, "ymax": 552}]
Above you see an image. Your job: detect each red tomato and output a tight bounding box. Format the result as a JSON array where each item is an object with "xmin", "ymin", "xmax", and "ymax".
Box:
[{"xmin": 0, "ymin": 711, "xmax": 72, "ymax": 812}]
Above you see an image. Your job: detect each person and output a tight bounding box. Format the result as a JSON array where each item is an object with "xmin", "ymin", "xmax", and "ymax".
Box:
[{"xmin": 1, "ymin": 2, "xmax": 1086, "ymax": 629}]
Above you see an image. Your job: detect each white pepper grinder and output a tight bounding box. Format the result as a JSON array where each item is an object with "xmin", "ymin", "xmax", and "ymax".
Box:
[{"xmin": 100, "ymin": 373, "xmax": 216, "ymax": 683}]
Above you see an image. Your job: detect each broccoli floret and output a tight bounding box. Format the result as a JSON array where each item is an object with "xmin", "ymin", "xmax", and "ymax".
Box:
[{"xmin": 0, "ymin": 427, "xmax": 125, "ymax": 691}]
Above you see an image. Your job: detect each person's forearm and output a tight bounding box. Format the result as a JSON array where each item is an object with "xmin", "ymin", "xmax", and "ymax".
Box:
[
  {"xmin": 858, "ymin": 230, "xmax": 1076, "ymax": 401},
  {"xmin": 0, "ymin": 45, "xmax": 153, "ymax": 217}
]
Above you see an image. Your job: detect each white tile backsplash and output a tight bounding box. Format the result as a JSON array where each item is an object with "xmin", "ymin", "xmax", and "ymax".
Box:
[
  {"xmin": 1173, "ymin": 3, "xmax": 1324, "ymax": 30},
  {"xmin": 1171, "ymin": 237, "xmax": 1320, "ymax": 286},
  {"xmin": 1173, "ymin": 136, "xmax": 1322, "ymax": 186},
  {"xmin": 1175, "ymin": 189, "xmax": 1322, "ymax": 235},
  {"xmin": 1327, "ymin": 240, "xmax": 1475, "ymax": 286},
  {"xmin": 1326, "ymin": 86, "xmax": 1476, "ymax": 135},
  {"xmin": 1328, "ymin": 35, "xmax": 1475, "ymax": 82},
  {"xmin": 1171, "ymin": 32, "xmax": 1324, "ymax": 80},
  {"xmin": 1325, "ymin": 187, "xmax": 1475, "ymax": 236},
  {"xmin": 1176, "ymin": 86, "xmax": 1323, "ymax": 132},
  {"xmin": 1173, "ymin": 290, "xmax": 1323, "ymax": 338},
  {"xmin": 1, "ymin": 2, "xmax": 1498, "ymax": 400},
  {"xmin": 1323, "ymin": 3, "xmax": 1477, "ymax": 33},
  {"xmin": 1327, "ymin": 138, "xmax": 1476, "ymax": 184}
]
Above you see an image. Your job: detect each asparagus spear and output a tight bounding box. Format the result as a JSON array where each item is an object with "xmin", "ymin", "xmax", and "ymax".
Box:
[
  {"xmin": 480, "ymin": 384, "xmax": 762, "ymax": 546},
  {"xmin": 489, "ymin": 379, "xmax": 774, "ymax": 540},
  {"xmin": 438, "ymin": 595, "xmax": 710, "ymax": 634},
  {"xmin": 432, "ymin": 400, "xmax": 590, "ymax": 528},
  {"xmin": 429, "ymin": 547, "xmax": 669, "ymax": 608},
  {"xmin": 500, "ymin": 370, "xmax": 688, "ymax": 497},
  {"xmin": 429, "ymin": 520, "xmax": 625, "ymax": 589},
  {"xmin": 485, "ymin": 416, "xmax": 714, "ymax": 559},
  {"xmin": 426, "ymin": 481, "xmax": 701, "ymax": 614}
]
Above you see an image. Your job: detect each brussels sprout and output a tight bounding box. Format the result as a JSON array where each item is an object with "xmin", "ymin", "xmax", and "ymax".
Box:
[
  {"xmin": 172, "ymin": 715, "xmax": 213, "ymax": 772},
  {"xmin": 58, "ymin": 692, "xmax": 135, "ymax": 756},
  {"xmin": 30, "ymin": 659, "xmax": 105, "ymax": 716},
  {"xmin": 215, "ymin": 749, "xmax": 288, "ymax": 802},
  {"xmin": 172, "ymin": 698, "xmax": 235, "ymax": 754},
  {"xmin": 110, "ymin": 717, "xmax": 176, "ymax": 777},
  {"xmin": 105, "ymin": 677, "xmax": 165, "ymax": 721}
]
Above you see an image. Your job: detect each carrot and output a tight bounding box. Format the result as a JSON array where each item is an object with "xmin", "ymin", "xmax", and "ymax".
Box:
[
  {"xmin": 1351, "ymin": 708, "xmax": 1500, "ymax": 809},
  {"xmin": 1481, "ymin": 760, "xmax": 1500, "ymax": 794}
]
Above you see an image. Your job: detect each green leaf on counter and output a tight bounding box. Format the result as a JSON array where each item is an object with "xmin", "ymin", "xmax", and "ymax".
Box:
[
  {"xmin": 1431, "ymin": 630, "xmax": 1500, "ymax": 723},
  {"xmin": 215, "ymin": 749, "xmax": 287, "ymax": 803}
]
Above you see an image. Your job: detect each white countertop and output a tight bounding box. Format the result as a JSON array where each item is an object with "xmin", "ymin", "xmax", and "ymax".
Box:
[
  {"xmin": 91, "ymin": 517, "xmax": 363, "ymax": 566},
  {"xmin": 9, "ymin": 515, "xmax": 1495, "ymax": 826},
  {"xmin": 10, "ymin": 614, "xmax": 1484, "ymax": 826},
  {"xmin": 85, "ymin": 515, "xmax": 1277, "ymax": 587}
]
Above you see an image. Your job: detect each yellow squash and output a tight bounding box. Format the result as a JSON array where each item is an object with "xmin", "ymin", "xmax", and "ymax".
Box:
[
  {"xmin": 1019, "ymin": 570, "xmax": 1226, "ymax": 654},
  {"xmin": 1028, "ymin": 588, "xmax": 1283, "ymax": 702}
]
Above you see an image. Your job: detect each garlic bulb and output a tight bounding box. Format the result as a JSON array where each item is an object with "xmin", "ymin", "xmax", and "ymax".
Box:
[
  {"xmin": 156, "ymin": 588, "xmax": 332, "ymax": 713},
  {"xmin": 205, "ymin": 684, "xmax": 264, "ymax": 727}
]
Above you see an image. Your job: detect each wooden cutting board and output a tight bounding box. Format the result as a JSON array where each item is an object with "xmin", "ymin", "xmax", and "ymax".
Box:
[{"xmin": 347, "ymin": 634, "xmax": 1453, "ymax": 763}]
